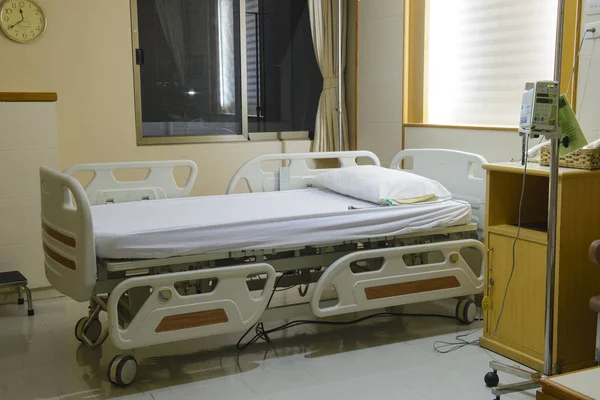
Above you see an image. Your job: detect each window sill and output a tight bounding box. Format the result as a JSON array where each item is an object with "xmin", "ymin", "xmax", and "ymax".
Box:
[
  {"xmin": 249, "ymin": 131, "xmax": 311, "ymax": 141},
  {"xmin": 137, "ymin": 135, "xmax": 249, "ymax": 146},
  {"xmin": 136, "ymin": 131, "xmax": 312, "ymax": 146},
  {"xmin": 404, "ymin": 122, "xmax": 518, "ymax": 132}
]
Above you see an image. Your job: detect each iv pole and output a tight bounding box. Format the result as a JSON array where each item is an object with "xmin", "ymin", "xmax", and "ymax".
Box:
[
  {"xmin": 544, "ymin": 0, "xmax": 565, "ymax": 377},
  {"xmin": 487, "ymin": 1, "xmax": 565, "ymax": 397}
]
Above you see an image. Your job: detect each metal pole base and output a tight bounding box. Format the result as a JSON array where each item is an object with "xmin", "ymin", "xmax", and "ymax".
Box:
[{"xmin": 487, "ymin": 360, "xmax": 542, "ymax": 399}]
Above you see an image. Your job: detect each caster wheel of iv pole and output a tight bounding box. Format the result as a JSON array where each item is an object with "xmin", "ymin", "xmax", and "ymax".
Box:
[
  {"xmin": 456, "ymin": 298, "xmax": 477, "ymax": 324},
  {"xmin": 484, "ymin": 370, "xmax": 500, "ymax": 387},
  {"xmin": 75, "ymin": 317, "xmax": 102, "ymax": 343},
  {"xmin": 108, "ymin": 355, "xmax": 138, "ymax": 387}
]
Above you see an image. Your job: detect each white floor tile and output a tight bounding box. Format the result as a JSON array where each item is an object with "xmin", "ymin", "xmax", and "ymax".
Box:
[
  {"xmin": 0, "ymin": 360, "xmax": 86, "ymax": 395},
  {"xmin": 357, "ymin": 341, "xmax": 440, "ymax": 373},
  {"xmin": 103, "ymin": 393, "xmax": 155, "ymax": 400},
  {"xmin": 323, "ymin": 374, "xmax": 430, "ymax": 400},
  {"xmin": 0, "ymin": 296, "xmax": 538, "ymax": 400},
  {"xmin": 170, "ymin": 376, "xmax": 261, "ymax": 400},
  {"xmin": 237, "ymin": 357, "xmax": 326, "ymax": 398},
  {"xmin": 292, "ymin": 348, "xmax": 385, "ymax": 387}
]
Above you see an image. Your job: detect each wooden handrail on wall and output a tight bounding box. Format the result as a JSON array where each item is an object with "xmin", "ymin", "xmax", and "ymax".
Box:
[{"xmin": 0, "ymin": 92, "xmax": 57, "ymax": 102}]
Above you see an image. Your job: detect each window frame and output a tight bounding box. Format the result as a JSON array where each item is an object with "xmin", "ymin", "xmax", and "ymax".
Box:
[
  {"xmin": 130, "ymin": 0, "xmax": 311, "ymax": 145},
  {"xmin": 402, "ymin": 0, "xmax": 583, "ymax": 132}
]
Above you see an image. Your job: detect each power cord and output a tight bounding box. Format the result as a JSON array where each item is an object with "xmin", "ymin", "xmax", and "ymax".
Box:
[
  {"xmin": 433, "ymin": 146, "xmax": 529, "ymax": 351},
  {"xmin": 433, "ymin": 309, "xmax": 483, "ymax": 354},
  {"xmin": 236, "ymin": 311, "xmax": 460, "ymax": 351},
  {"xmin": 565, "ymin": 28, "xmax": 595, "ymax": 97},
  {"xmin": 236, "ymin": 272, "xmax": 462, "ymax": 351},
  {"xmin": 488, "ymin": 134, "xmax": 530, "ymax": 339}
]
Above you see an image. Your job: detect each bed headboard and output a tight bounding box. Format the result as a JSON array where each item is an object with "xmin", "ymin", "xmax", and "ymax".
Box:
[
  {"xmin": 40, "ymin": 167, "xmax": 96, "ymax": 302},
  {"xmin": 227, "ymin": 151, "xmax": 380, "ymax": 194},
  {"xmin": 64, "ymin": 160, "xmax": 198, "ymax": 205},
  {"xmin": 390, "ymin": 149, "xmax": 488, "ymax": 232}
]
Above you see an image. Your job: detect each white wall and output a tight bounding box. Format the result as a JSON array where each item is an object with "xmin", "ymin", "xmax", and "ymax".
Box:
[
  {"xmin": 0, "ymin": 101, "xmax": 58, "ymax": 288},
  {"xmin": 357, "ymin": 0, "xmax": 404, "ymax": 166},
  {"xmin": 404, "ymin": 127, "xmax": 523, "ymax": 163},
  {"xmin": 576, "ymin": 10, "xmax": 600, "ymax": 142}
]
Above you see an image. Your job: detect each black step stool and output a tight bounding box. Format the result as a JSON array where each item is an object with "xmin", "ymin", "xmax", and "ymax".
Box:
[{"xmin": 0, "ymin": 271, "xmax": 34, "ymax": 316}]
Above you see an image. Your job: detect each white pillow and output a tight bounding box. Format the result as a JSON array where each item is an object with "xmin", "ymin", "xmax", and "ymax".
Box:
[{"xmin": 314, "ymin": 165, "xmax": 452, "ymax": 205}]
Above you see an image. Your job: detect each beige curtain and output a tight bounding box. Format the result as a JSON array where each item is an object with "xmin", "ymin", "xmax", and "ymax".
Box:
[
  {"xmin": 308, "ymin": 0, "xmax": 349, "ymax": 152},
  {"xmin": 155, "ymin": 0, "xmax": 187, "ymax": 86}
]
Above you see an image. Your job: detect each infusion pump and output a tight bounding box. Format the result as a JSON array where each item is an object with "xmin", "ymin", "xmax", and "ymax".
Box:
[{"xmin": 519, "ymin": 81, "xmax": 559, "ymax": 134}]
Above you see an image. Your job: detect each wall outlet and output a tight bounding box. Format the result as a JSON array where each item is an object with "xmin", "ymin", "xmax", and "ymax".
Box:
[
  {"xmin": 585, "ymin": 21, "xmax": 600, "ymax": 39},
  {"xmin": 587, "ymin": 0, "xmax": 600, "ymax": 15}
]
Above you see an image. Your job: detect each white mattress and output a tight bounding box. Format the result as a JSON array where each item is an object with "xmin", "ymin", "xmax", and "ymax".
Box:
[{"xmin": 91, "ymin": 188, "xmax": 472, "ymax": 259}]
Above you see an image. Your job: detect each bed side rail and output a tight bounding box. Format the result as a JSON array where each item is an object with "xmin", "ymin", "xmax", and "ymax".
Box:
[
  {"xmin": 390, "ymin": 149, "xmax": 487, "ymax": 232},
  {"xmin": 310, "ymin": 239, "xmax": 485, "ymax": 318},
  {"xmin": 39, "ymin": 167, "xmax": 97, "ymax": 302},
  {"xmin": 107, "ymin": 263, "xmax": 276, "ymax": 350},
  {"xmin": 64, "ymin": 160, "xmax": 198, "ymax": 205},
  {"xmin": 227, "ymin": 151, "xmax": 380, "ymax": 194}
]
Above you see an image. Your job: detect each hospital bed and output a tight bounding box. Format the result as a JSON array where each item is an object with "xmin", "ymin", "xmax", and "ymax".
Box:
[{"xmin": 39, "ymin": 149, "xmax": 487, "ymax": 386}]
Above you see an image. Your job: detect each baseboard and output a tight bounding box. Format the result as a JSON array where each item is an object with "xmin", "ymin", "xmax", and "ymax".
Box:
[{"xmin": 0, "ymin": 286, "xmax": 64, "ymax": 305}]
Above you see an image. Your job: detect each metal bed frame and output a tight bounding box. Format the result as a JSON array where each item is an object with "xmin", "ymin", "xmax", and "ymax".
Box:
[{"xmin": 39, "ymin": 150, "xmax": 487, "ymax": 386}]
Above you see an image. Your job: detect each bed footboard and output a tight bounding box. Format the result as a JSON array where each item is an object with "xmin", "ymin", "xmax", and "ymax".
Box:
[
  {"xmin": 40, "ymin": 167, "xmax": 97, "ymax": 302},
  {"xmin": 107, "ymin": 263, "xmax": 276, "ymax": 350},
  {"xmin": 310, "ymin": 239, "xmax": 485, "ymax": 318}
]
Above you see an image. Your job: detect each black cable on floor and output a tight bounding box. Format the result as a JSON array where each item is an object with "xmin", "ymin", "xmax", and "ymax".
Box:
[
  {"xmin": 236, "ymin": 311, "xmax": 459, "ymax": 351},
  {"xmin": 238, "ymin": 270, "xmax": 477, "ymax": 351},
  {"xmin": 432, "ymin": 309, "xmax": 483, "ymax": 354}
]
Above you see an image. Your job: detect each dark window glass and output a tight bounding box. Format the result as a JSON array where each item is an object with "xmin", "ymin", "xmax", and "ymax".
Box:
[
  {"xmin": 246, "ymin": 0, "xmax": 321, "ymax": 133},
  {"xmin": 134, "ymin": 0, "xmax": 320, "ymax": 138},
  {"xmin": 137, "ymin": 0, "xmax": 243, "ymax": 137}
]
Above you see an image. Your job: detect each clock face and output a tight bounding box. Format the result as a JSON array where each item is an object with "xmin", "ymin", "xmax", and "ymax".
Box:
[{"xmin": 0, "ymin": 0, "xmax": 46, "ymax": 43}]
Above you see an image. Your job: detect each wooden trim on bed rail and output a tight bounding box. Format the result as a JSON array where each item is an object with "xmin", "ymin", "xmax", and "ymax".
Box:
[
  {"xmin": 42, "ymin": 224, "xmax": 76, "ymax": 248},
  {"xmin": 155, "ymin": 309, "xmax": 228, "ymax": 333},
  {"xmin": 365, "ymin": 276, "xmax": 460, "ymax": 300},
  {"xmin": 0, "ymin": 92, "xmax": 57, "ymax": 102},
  {"xmin": 43, "ymin": 244, "xmax": 76, "ymax": 271}
]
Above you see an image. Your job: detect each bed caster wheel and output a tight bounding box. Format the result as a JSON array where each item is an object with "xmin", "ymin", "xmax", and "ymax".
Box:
[
  {"xmin": 456, "ymin": 298, "xmax": 476, "ymax": 324},
  {"xmin": 485, "ymin": 370, "xmax": 500, "ymax": 387},
  {"xmin": 75, "ymin": 317, "xmax": 102, "ymax": 343},
  {"xmin": 108, "ymin": 355, "xmax": 137, "ymax": 387}
]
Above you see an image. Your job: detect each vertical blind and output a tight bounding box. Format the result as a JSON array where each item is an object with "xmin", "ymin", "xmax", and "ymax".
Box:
[
  {"xmin": 427, "ymin": 0, "xmax": 558, "ymax": 126},
  {"xmin": 246, "ymin": 0, "xmax": 261, "ymax": 117}
]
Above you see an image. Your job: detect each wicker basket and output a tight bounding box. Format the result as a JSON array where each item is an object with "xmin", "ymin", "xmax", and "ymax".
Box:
[{"xmin": 539, "ymin": 145, "xmax": 600, "ymax": 170}]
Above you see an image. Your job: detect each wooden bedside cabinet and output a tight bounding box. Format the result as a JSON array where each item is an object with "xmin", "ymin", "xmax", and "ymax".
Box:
[{"xmin": 479, "ymin": 162, "xmax": 600, "ymax": 374}]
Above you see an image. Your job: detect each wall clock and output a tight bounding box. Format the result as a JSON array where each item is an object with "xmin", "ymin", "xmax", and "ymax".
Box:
[{"xmin": 0, "ymin": 0, "xmax": 46, "ymax": 43}]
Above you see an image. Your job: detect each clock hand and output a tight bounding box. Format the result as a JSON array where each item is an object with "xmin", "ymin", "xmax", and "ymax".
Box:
[
  {"xmin": 8, "ymin": 19, "xmax": 24, "ymax": 29},
  {"xmin": 8, "ymin": 9, "xmax": 24, "ymax": 29}
]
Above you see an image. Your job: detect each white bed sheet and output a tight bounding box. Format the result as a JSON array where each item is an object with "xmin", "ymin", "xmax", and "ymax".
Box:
[{"xmin": 91, "ymin": 188, "xmax": 472, "ymax": 259}]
